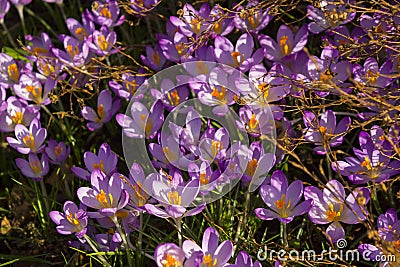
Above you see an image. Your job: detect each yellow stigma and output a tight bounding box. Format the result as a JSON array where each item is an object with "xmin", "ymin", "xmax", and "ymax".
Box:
[
  {"xmin": 211, "ymin": 86, "xmax": 227, "ymax": 103},
  {"xmin": 210, "ymin": 140, "xmax": 221, "ymax": 157},
  {"xmin": 125, "ymin": 80, "xmax": 137, "ymax": 95},
  {"xmin": 360, "ymin": 156, "xmax": 372, "ymax": 171},
  {"xmin": 231, "ymin": 51, "xmax": 243, "ymax": 68},
  {"xmin": 167, "ymin": 90, "xmax": 180, "ymax": 106},
  {"xmin": 366, "ymin": 69, "xmax": 378, "ymax": 85},
  {"xmin": 95, "ymin": 104, "xmax": 105, "ymax": 122},
  {"xmin": 167, "ymin": 190, "xmax": 181, "ymax": 205},
  {"xmin": 275, "ymin": 194, "xmax": 286, "ymax": 210},
  {"xmin": 245, "ymin": 158, "xmax": 258, "ymax": 177},
  {"xmin": 203, "ymin": 253, "xmax": 217, "ymax": 267},
  {"xmin": 41, "ymin": 63, "xmax": 55, "ymax": 77},
  {"xmin": 249, "ymin": 114, "xmax": 259, "ymax": 130},
  {"xmin": 66, "ymin": 212, "xmax": 81, "ymax": 226},
  {"xmin": 258, "ymin": 83, "xmax": 269, "ymax": 99},
  {"xmin": 200, "ymin": 172, "xmax": 210, "ymax": 185},
  {"xmin": 26, "ymin": 85, "xmax": 43, "ymax": 102},
  {"xmin": 99, "ymin": 7, "xmax": 111, "ymax": 18},
  {"xmin": 319, "ymin": 126, "xmax": 327, "ymax": 134},
  {"xmin": 248, "ymin": 14, "xmax": 259, "ymax": 29},
  {"xmin": 326, "ymin": 202, "xmax": 343, "ymax": 222},
  {"xmin": 93, "ymin": 160, "xmax": 105, "ymax": 173},
  {"xmin": 54, "ymin": 145, "xmax": 64, "ymax": 157},
  {"xmin": 7, "ymin": 63, "xmax": 19, "ymax": 82},
  {"xmin": 29, "ymin": 159, "xmax": 42, "ymax": 174},
  {"xmin": 11, "ymin": 111, "xmax": 23, "ymax": 124},
  {"xmin": 75, "ymin": 27, "xmax": 87, "ymax": 40},
  {"xmin": 97, "ymin": 35, "xmax": 109, "ymax": 51},
  {"xmin": 151, "ymin": 51, "xmax": 161, "ymax": 66},
  {"xmin": 96, "ymin": 189, "xmax": 114, "ymax": 208},
  {"xmin": 175, "ymin": 43, "xmax": 184, "ymax": 57},
  {"xmin": 139, "ymin": 114, "xmax": 153, "ymax": 137},
  {"xmin": 23, "ymin": 134, "xmax": 35, "ymax": 149},
  {"xmin": 132, "ymin": 182, "xmax": 146, "ymax": 206},
  {"xmin": 279, "ymin": 35, "xmax": 290, "ymax": 56},
  {"xmin": 275, "ymin": 194, "xmax": 292, "ymax": 218},
  {"xmin": 161, "ymin": 253, "xmax": 181, "ymax": 267},
  {"xmin": 67, "ymin": 45, "xmax": 79, "ymax": 58},
  {"xmin": 190, "ymin": 18, "xmax": 202, "ymax": 35}
]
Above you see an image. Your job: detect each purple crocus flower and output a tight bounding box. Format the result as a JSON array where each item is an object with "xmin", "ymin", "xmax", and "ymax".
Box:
[
  {"xmin": 234, "ymin": 0, "xmax": 273, "ymax": 33},
  {"xmin": 45, "ymin": 139, "xmax": 70, "ymax": 165},
  {"xmin": 7, "ymin": 118, "xmax": 46, "ymax": 154},
  {"xmin": 332, "ymin": 131, "xmax": 400, "ymax": 184},
  {"xmin": 170, "ymin": 2, "xmax": 211, "ymax": 37},
  {"xmin": 378, "ymin": 208, "xmax": 400, "ymax": 242},
  {"xmin": 154, "ymin": 243, "xmax": 185, "ymax": 267},
  {"xmin": 303, "ymin": 110, "xmax": 351, "ymax": 154},
  {"xmin": 88, "ymin": 26, "xmax": 119, "ymax": 56},
  {"xmin": 214, "ymin": 33, "xmax": 264, "ymax": 72},
  {"xmin": 15, "ymin": 153, "xmax": 49, "ymax": 181},
  {"xmin": 0, "ymin": 53, "xmax": 30, "ymax": 89},
  {"xmin": 182, "ymin": 227, "xmax": 234, "ymax": 267},
  {"xmin": 255, "ymin": 170, "xmax": 312, "ymax": 223},
  {"xmin": 353, "ymin": 57, "xmax": 393, "ymax": 89},
  {"xmin": 25, "ymin": 32, "xmax": 53, "ymax": 58},
  {"xmin": 150, "ymin": 79, "xmax": 189, "ymax": 111},
  {"xmin": 49, "ymin": 201, "xmax": 88, "ymax": 237},
  {"xmin": 307, "ymin": 47, "xmax": 352, "ymax": 97},
  {"xmin": 0, "ymin": 0, "xmax": 10, "ymax": 23},
  {"xmin": 307, "ymin": 2, "xmax": 356, "ymax": 34},
  {"xmin": 87, "ymin": 0, "xmax": 125, "ymax": 28},
  {"xmin": 130, "ymin": 0, "xmax": 159, "ymax": 15},
  {"xmin": 304, "ymin": 180, "xmax": 370, "ymax": 244},
  {"xmin": 226, "ymin": 250, "xmax": 262, "ymax": 267},
  {"xmin": 116, "ymin": 100, "xmax": 164, "ymax": 139},
  {"xmin": 94, "ymin": 233, "xmax": 122, "ymax": 252},
  {"xmin": 259, "ymin": 24, "xmax": 308, "ymax": 62},
  {"xmin": 71, "ymin": 142, "xmax": 118, "ymax": 180},
  {"xmin": 144, "ymin": 178, "xmax": 205, "ymax": 219},
  {"xmin": 81, "ymin": 90, "xmax": 121, "ymax": 131},
  {"xmin": 121, "ymin": 163, "xmax": 149, "ymax": 210},
  {"xmin": 13, "ymin": 73, "xmax": 55, "ymax": 105},
  {"xmin": 158, "ymin": 31, "xmax": 189, "ymax": 63},
  {"xmin": 52, "ymin": 36, "xmax": 89, "ymax": 67},
  {"xmin": 140, "ymin": 44, "xmax": 167, "ymax": 71},
  {"xmin": 109, "ymin": 70, "xmax": 146, "ymax": 100},
  {"xmin": 0, "ymin": 96, "xmax": 39, "ymax": 132},
  {"xmin": 77, "ymin": 170, "xmax": 129, "ymax": 218},
  {"xmin": 209, "ymin": 5, "xmax": 234, "ymax": 37},
  {"xmin": 66, "ymin": 15, "xmax": 94, "ymax": 41}
]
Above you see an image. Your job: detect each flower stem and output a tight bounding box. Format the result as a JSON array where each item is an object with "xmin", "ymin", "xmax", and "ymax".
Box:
[
  {"xmin": 39, "ymin": 179, "xmax": 49, "ymax": 215},
  {"xmin": 15, "ymin": 4, "xmax": 27, "ymax": 38},
  {"xmin": 111, "ymin": 216, "xmax": 133, "ymax": 267},
  {"xmin": 281, "ymin": 222, "xmax": 288, "ymax": 249},
  {"xmin": 175, "ymin": 217, "xmax": 182, "ymax": 247},
  {"xmin": 83, "ymin": 234, "xmax": 112, "ymax": 267},
  {"xmin": 234, "ymin": 189, "xmax": 250, "ymax": 244}
]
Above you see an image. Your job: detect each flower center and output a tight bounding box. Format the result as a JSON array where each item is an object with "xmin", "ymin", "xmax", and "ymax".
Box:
[
  {"xmin": 200, "ymin": 172, "xmax": 210, "ymax": 185},
  {"xmin": 231, "ymin": 51, "xmax": 244, "ymax": 68},
  {"xmin": 320, "ymin": 69, "xmax": 334, "ymax": 83},
  {"xmin": 66, "ymin": 212, "xmax": 81, "ymax": 226},
  {"xmin": 93, "ymin": 159, "xmax": 105, "ymax": 173},
  {"xmin": 279, "ymin": 35, "xmax": 290, "ymax": 56},
  {"xmin": 151, "ymin": 51, "xmax": 161, "ymax": 66},
  {"xmin": 125, "ymin": 80, "xmax": 137, "ymax": 95},
  {"xmin": 26, "ymin": 85, "xmax": 43, "ymax": 103},
  {"xmin": 139, "ymin": 114, "xmax": 153, "ymax": 137},
  {"xmin": 11, "ymin": 111, "xmax": 23, "ymax": 124},
  {"xmin": 175, "ymin": 43, "xmax": 185, "ymax": 57},
  {"xmin": 67, "ymin": 45, "xmax": 80, "ymax": 58},
  {"xmin": 249, "ymin": 114, "xmax": 259, "ymax": 130},
  {"xmin": 99, "ymin": 7, "xmax": 112, "ymax": 18},
  {"xmin": 97, "ymin": 35, "xmax": 109, "ymax": 51},
  {"xmin": 366, "ymin": 69, "xmax": 379, "ymax": 85},
  {"xmin": 248, "ymin": 14, "xmax": 260, "ymax": 29},
  {"xmin": 210, "ymin": 140, "xmax": 222, "ymax": 158},
  {"xmin": 161, "ymin": 253, "xmax": 181, "ymax": 267},
  {"xmin": 167, "ymin": 190, "xmax": 181, "ymax": 205},
  {"xmin": 211, "ymin": 86, "xmax": 227, "ymax": 103},
  {"xmin": 95, "ymin": 104, "xmax": 105, "ymax": 122},
  {"xmin": 23, "ymin": 133, "xmax": 35, "ymax": 149},
  {"xmin": 162, "ymin": 146, "xmax": 176, "ymax": 162},
  {"xmin": 203, "ymin": 253, "xmax": 217, "ymax": 267},
  {"xmin": 190, "ymin": 18, "xmax": 202, "ymax": 35},
  {"xmin": 258, "ymin": 83, "xmax": 269, "ymax": 99},
  {"xmin": 30, "ymin": 159, "xmax": 42, "ymax": 174},
  {"xmin": 7, "ymin": 63, "xmax": 19, "ymax": 82},
  {"xmin": 245, "ymin": 158, "xmax": 258, "ymax": 177},
  {"xmin": 75, "ymin": 27, "xmax": 87, "ymax": 40},
  {"xmin": 54, "ymin": 145, "xmax": 64, "ymax": 158},
  {"xmin": 326, "ymin": 202, "xmax": 343, "ymax": 222},
  {"xmin": 96, "ymin": 189, "xmax": 114, "ymax": 208},
  {"xmin": 167, "ymin": 90, "xmax": 180, "ymax": 106},
  {"xmin": 275, "ymin": 194, "xmax": 291, "ymax": 218}
]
